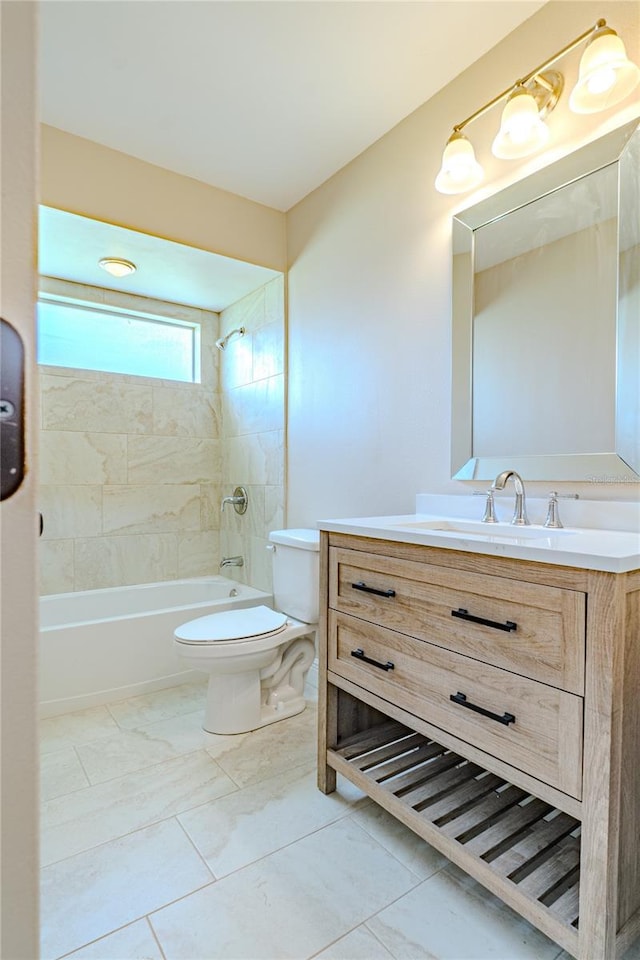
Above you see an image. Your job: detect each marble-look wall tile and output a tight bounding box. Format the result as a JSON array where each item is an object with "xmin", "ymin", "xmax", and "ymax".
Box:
[
  {"xmin": 127, "ymin": 437, "xmax": 220, "ymax": 484},
  {"xmin": 40, "ymin": 432, "xmax": 127, "ymax": 485},
  {"xmin": 249, "ymin": 536, "xmax": 272, "ymax": 593},
  {"xmin": 103, "ymin": 486, "xmax": 201, "ymax": 536},
  {"xmin": 221, "ymin": 485, "xmax": 265, "ymax": 540},
  {"xmin": 265, "ymin": 485, "xmax": 285, "ymax": 532},
  {"xmin": 42, "ymin": 375, "xmax": 153, "ymax": 434},
  {"xmin": 221, "ymin": 334, "xmax": 254, "ymax": 392},
  {"xmin": 152, "ymin": 386, "xmax": 220, "ymax": 439},
  {"xmin": 224, "ymin": 431, "xmax": 284, "ymax": 487},
  {"xmin": 40, "ymin": 541, "xmax": 74, "ymax": 595},
  {"xmin": 220, "ymin": 288, "xmax": 264, "ymax": 340},
  {"xmin": 177, "ymin": 531, "xmax": 220, "ymax": 578},
  {"xmin": 39, "ymin": 278, "xmax": 225, "ymax": 593},
  {"xmin": 222, "ymin": 376, "xmax": 284, "ymax": 438},
  {"xmin": 40, "ymin": 486, "xmax": 103, "ymax": 540},
  {"xmin": 218, "ymin": 276, "xmax": 284, "ymax": 596},
  {"xmin": 219, "ymin": 530, "xmax": 248, "ymax": 585},
  {"xmin": 74, "ymin": 535, "xmax": 177, "ymax": 591},
  {"xmin": 200, "ymin": 483, "xmax": 223, "ymax": 531}
]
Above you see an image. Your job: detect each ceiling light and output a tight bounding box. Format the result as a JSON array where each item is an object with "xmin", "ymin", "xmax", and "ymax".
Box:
[
  {"xmin": 569, "ymin": 23, "xmax": 640, "ymax": 114},
  {"xmin": 98, "ymin": 257, "xmax": 137, "ymax": 278},
  {"xmin": 435, "ymin": 19, "xmax": 640, "ymax": 195}
]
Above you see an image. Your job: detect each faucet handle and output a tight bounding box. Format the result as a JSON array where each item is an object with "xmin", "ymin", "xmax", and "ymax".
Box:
[
  {"xmin": 473, "ymin": 489, "xmax": 498, "ymax": 523},
  {"xmin": 544, "ymin": 491, "xmax": 579, "ymax": 529}
]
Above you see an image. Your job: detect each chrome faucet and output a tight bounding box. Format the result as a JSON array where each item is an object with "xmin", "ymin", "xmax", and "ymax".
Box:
[
  {"xmin": 544, "ymin": 491, "xmax": 579, "ymax": 529},
  {"xmin": 220, "ymin": 556, "xmax": 244, "ymax": 568},
  {"xmin": 473, "ymin": 488, "xmax": 498, "ymax": 523},
  {"xmin": 220, "ymin": 486, "xmax": 248, "ymax": 515},
  {"xmin": 491, "ymin": 470, "xmax": 529, "ymax": 526}
]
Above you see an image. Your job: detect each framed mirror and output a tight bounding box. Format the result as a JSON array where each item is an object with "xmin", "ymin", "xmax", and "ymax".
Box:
[{"xmin": 451, "ymin": 119, "xmax": 639, "ymax": 482}]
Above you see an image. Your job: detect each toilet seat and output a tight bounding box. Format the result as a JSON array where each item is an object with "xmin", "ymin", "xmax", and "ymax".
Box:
[{"xmin": 175, "ymin": 605, "xmax": 288, "ymax": 646}]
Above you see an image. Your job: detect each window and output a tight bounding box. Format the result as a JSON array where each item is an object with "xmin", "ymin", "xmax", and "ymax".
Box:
[{"xmin": 37, "ymin": 295, "xmax": 201, "ymax": 383}]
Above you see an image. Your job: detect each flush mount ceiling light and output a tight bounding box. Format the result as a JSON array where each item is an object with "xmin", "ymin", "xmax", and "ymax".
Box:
[
  {"xmin": 98, "ymin": 257, "xmax": 137, "ymax": 278},
  {"xmin": 435, "ymin": 18, "xmax": 640, "ymax": 195}
]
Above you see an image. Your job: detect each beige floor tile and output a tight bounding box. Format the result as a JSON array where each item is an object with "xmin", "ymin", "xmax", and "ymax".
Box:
[
  {"xmin": 40, "ymin": 747, "xmax": 89, "ymax": 801},
  {"xmin": 351, "ymin": 803, "xmax": 448, "ymax": 880},
  {"xmin": 107, "ymin": 680, "xmax": 207, "ymax": 730},
  {"xmin": 315, "ymin": 925, "xmax": 395, "ymax": 960},
  {"xmin": 179, "ymin": 763, "xmax": 365, "ymax": 878},
  {"xmin": 40, "ymin": 705, "xmax": 120, "ymax": 756},
  {"xmin": 40, "ymin": 819, "xmax": 213, "ymax": 960},
  {"xmin": 63, "ymin": 919, "xmax": 163, "ymax": 960},
  {"xmin": 41, "ymin": 750, "xmax": 237, "ymax": 866},
  {"xmin": 150, "ymin": 818, "xmax": 419, "ymax": 960},
  {"xmin": 366, "ymin": 865, "xmax": 563, "ymax": 959},
  {"xmin": 75, "ymin": 709, "xmax": 227, "ymax": 783},
  {"xmin": 207, "ymin": 702, "xmax": 317, "ymax": 788}
]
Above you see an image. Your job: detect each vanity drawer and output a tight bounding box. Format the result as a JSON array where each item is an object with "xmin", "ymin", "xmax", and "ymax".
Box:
[
  {"xmin": 328, "ymin": 610, "xmax": 583, "ymax": 799},
  {"xmin": 329, "ymin": 547, "xmax": 585, "ymax": 694}
]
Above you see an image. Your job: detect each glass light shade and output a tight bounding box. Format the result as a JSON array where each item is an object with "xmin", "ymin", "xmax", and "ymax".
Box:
[
  {"xmin": 435, "ymin": 133, "xmax": 484, "ymax": 195},
  {"xmin": 569, "ymin": 29, "xmax": 640, "ymax": 114},
  {"xmin": 98, "ymin": 257, "xmax": 137, "ymax": 278},
  {"xmin": 492, "ymin": 90, "xmax": 550, "ymax": 159}
]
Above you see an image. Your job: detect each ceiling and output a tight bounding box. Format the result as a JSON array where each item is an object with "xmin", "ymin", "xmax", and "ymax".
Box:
[
  {"xmin": 39, "ymin": 1, "xmax": 544, "ymax": 213},
  {"xmin": 39, "ymin": 207, "xmax": 281, "ymax": 311}
]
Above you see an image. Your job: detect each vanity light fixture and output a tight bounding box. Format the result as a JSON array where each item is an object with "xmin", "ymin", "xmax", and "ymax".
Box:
[
  {"xmin": 98, "ymin": 257, "xmax": 137, "ymax": 278},
  {"xmin": 435, "ymin": 18, "xmax": 640, "ymax": 194}
]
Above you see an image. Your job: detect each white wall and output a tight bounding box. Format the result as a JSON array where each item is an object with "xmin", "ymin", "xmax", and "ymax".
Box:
[
  {"xmin": 0, "ymin": 2, "xmax": 39, "ymax": 954},
  {"xmin": 286, "ymin": 0, "xmax": 640, "ymax": 527}
]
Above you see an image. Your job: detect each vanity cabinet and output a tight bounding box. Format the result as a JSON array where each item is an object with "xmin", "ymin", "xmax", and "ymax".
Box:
[{"xmin": 317, "ymin": 531, "xmax": 640, "ymax": 960}]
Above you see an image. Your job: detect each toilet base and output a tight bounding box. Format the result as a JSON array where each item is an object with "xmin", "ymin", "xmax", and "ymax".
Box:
[
  {"xmin": 200, "ymin": 632, "xmax": 316, "ymax": 735},
  {"xmin": 202, "ymin": 692, "xmax": 306, "ymax": 735}
]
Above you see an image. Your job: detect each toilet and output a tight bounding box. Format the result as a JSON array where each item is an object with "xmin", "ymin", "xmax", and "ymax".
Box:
[{"xmin": 174, "ymin": 529, "xmax": 319, "ymax": 735}]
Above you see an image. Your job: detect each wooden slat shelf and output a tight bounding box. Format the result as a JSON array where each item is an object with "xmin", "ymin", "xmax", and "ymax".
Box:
[{"xmin": 329, "ymin": 718, "xmax": 582, "ymax": 947}]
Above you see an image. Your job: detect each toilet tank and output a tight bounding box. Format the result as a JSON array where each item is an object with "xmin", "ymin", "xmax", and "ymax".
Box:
[{"xmin": 268, "ymin": 528, "xmax": 320, "ymax": 624}]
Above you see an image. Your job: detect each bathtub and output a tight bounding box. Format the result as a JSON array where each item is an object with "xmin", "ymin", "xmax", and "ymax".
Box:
[{"xmin": 39, "ymin": 577, "xmax": 271, "ymax": 717}]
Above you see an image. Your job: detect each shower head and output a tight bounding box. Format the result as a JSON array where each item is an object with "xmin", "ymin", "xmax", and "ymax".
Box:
[{"xmin": 215, "ymin": 326, "xmax": 246, "ymax": 350}]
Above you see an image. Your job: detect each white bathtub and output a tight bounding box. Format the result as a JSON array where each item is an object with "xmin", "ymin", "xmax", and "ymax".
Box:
[{"xmin": 39, "ymin": 577, "xmax": 271, "ymax": 717}]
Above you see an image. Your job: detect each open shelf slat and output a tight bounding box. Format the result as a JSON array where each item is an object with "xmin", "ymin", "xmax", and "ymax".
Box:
[{"xmin": 329, "ymin": 718, "xmax": 581, "ymax": 952}]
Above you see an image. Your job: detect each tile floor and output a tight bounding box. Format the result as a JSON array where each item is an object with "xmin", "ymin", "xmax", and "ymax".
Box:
[{"xmin": 40, "ymin": 671, "xmax": 640, "ymax": 960}]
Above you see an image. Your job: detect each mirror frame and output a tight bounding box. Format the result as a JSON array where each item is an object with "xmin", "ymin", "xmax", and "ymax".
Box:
[{"xmin": 451, "ymin": 119, "xmax": 640, "ymax": 483}]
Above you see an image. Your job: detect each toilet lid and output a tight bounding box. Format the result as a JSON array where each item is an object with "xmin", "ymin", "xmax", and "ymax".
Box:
[{"xmin": 174, "ymin": 605, "xmax": 288, "ymax": 644}]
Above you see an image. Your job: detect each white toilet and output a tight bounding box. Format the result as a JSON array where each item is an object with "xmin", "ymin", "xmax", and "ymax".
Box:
[{"xmin": 174, "ymin": 529, "xmax": 319, "ymax": 735}]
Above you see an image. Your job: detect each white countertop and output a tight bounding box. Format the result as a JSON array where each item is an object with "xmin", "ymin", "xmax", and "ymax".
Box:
[{"xmin": 318, "ymin": 510, "xmax": 640, "ymax": 573}]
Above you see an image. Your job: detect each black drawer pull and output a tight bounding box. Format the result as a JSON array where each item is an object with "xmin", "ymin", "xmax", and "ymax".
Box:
[
  {"xmin": 352, "ymin": 580, "xmax": 396, "ymax": 599},
  {"xmin": 451, "ymin": 607, "xmax": 517, "ymax": 632},
  {"xmin": 351, "ymin": 648, "xmax": 395, "ymax": 671},
  {"xmin": 450, "ymin": 691, "xmax": 515, "ymax": 726}
]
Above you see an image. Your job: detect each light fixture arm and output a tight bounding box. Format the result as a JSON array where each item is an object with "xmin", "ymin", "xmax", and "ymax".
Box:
[{"xmin": 453, "ymin": 19, "xmax": 606, "ymax": 134}]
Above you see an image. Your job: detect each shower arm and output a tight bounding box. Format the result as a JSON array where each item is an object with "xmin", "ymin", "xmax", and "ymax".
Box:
[{"xmin": 215, "ymin": 326, "xmax": 246, "ymax": 351}]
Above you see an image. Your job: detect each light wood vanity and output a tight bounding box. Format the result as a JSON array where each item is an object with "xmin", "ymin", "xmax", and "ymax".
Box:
[{"xmin": 317, "ymin": 528, "xmax": 640, "ymax": 960}]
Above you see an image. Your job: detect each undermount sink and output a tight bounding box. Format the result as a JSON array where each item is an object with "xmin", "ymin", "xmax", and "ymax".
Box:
[{"xmin": 392, "ymin": 519, "xmax": 574, "ymax": 540}]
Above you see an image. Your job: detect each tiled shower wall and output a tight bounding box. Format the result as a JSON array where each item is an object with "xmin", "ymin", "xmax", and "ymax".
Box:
[
  {"xmin": 38, "ymin": 279, "xmax": 222, "ymax": 594},
  {"xmin": 219, "ymin": 276, "xmax": 285, "ymax": 594}
]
